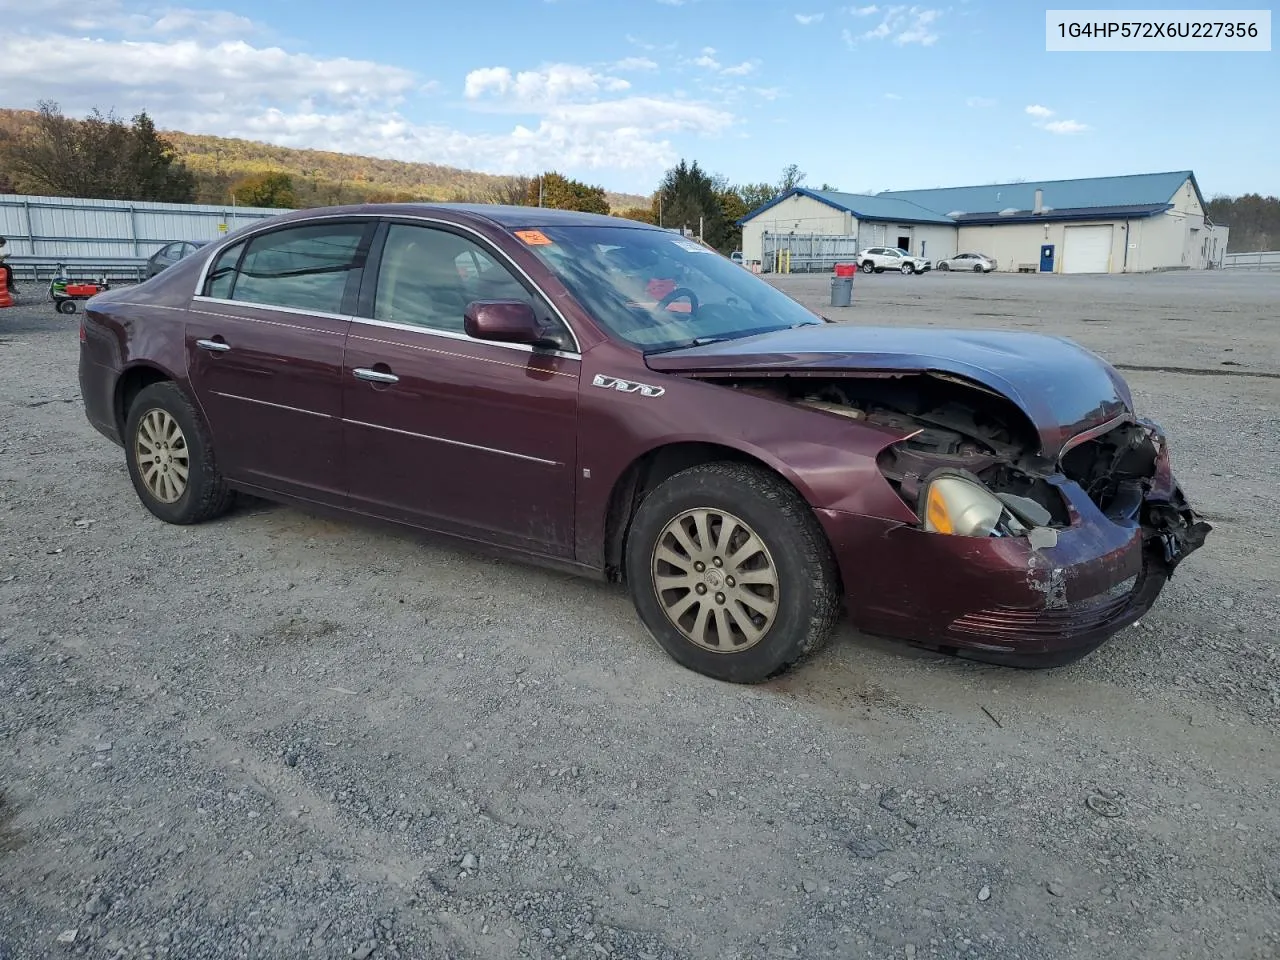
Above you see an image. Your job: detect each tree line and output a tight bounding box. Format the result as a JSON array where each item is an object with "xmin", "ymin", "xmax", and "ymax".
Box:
[{"xmin": 2, "ymin": 101, "xmax": 1276, "ymax": 254}]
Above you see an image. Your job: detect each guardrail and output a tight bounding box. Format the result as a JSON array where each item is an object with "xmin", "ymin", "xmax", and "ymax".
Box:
[
  {"xmin": 1221, "ymin": 251, "xmax": 1280, "ymax": 270},
  {"xmin": 4, "ymin": 256, "xmax": 149, "ymax": 284}
]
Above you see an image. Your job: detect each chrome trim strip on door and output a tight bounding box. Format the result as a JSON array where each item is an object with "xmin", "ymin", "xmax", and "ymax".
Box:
[
  {"xmin": 189, "ymin": 305, "xmax": 348, "ymax": 336},
  {"xmin": 212, "ymin": 392, "xmax": 334, "ymax": 419},
  {"xmin": 192, "ymin": 296, "xmax": 353, "ymax": 324},
  {"xmin": 190, "ymin": 211, "xmax": 584, "ymax": 354},
  {"xmin": 342, "ymin": 419, "xmax": 561, "ymax": 466},
  {"xmin": 348, "ymin": 314, "xmax": 581, "ymax": 362},
  {"xmin": 347, "ymin": 330, "xmax": 578, "ymax": 380}
]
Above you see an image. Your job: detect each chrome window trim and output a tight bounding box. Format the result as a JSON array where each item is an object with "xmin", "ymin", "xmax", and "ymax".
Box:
[
  {"xmin": 348, "ymin": 315, "xmax": 581, "ymax": 362},
  {"xmin": 343, "ymin": 419, "xmax": 561, "ymax": 467},
  {"xmin": 193, "ymin": 296, "xmax": 352, "ymax": 324},
  {"xmin": 191, "ymin": 211, "xmax": 583, "ymax": 356}
]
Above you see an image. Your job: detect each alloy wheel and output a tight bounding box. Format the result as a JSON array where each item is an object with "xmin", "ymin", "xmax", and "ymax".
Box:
[
  {"xmin": 650, "ymin": 508, "xmax": 780, "ymax": 653},
  {"xmin": 134, "ymin": 408, "xmax": 190, "ymax": 503}
]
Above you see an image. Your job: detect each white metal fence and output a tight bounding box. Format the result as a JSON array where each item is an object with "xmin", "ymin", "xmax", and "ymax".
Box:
[
  {"xmin": 761, "ymin": 232, "xmax": 862, "ymax": 273},
  {"xmin": 0, "ymin": 193, "xmax": 288, "ymax": 258},
  {"xmin": 1221, "ymin": 250, "xmax": 1280, "ymax": 270}
]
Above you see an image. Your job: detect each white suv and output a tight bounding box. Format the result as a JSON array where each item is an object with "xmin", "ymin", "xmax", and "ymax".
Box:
[{"xmin": 859, "ymin": 247, "xmax": 931, "ymax": 275}]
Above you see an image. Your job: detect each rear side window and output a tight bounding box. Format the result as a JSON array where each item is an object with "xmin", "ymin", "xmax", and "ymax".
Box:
[
  {"xmin": 203, "ymin": 241, "xmax": 244, "ymax": 298},
  {"xmin": 228, "ymin": 222, "xmax": 368, "ymax": 314}
]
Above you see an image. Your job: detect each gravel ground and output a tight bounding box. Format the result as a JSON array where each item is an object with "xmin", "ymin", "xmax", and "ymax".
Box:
[{"xmin": 1, "ymin": 271, "xmax": 1277, "ymax": 960}]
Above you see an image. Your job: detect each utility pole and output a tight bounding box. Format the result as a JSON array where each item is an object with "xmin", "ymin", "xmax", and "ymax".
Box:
[
  {"xmin": 699, "ymin": 215, "xmax": 704, "ymax": 242},
  {"xmin": 538, "ymin": 175, "xmax": 544, "ymax": 208}
]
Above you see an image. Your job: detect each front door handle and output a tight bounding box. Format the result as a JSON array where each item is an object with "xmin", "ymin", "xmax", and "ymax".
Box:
[
  {"xmin": 196, "ymin": 338, "xmax": 230, "ymax": 352},
  {"xmin": 353, "ymin": 367, "xmax": 399, "ymax": 384}
]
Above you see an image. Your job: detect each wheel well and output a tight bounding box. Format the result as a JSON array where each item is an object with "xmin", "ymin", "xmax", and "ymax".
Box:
[
  {"xmin": 602, "ymin": 441, "xmax": 804, "ymax": 583},
  {"xmin": 115, "ymin": 365, "xmax": 170, "ymax": 435}
]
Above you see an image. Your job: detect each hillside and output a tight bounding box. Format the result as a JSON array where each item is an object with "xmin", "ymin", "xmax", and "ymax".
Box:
[{"xmin": 0, "ymin": 108, "xmax": 650, "ymax": 211}]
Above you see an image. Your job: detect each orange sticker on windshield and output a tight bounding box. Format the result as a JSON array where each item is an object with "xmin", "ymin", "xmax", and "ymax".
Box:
[{"xmin": 515, "ymin": 230, "xmax": 552, "ymax": 245}]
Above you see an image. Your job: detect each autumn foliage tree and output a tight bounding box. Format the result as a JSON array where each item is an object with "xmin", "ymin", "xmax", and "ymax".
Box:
[
  {"xmin": 0, "ymin": 101, "xmax": 195, "ymax": 202},
  {"xmin": 230, "ymin": 170, "xmax": 298, "ymax": 208},
  {"xmin": 525, "ymin": 171, "xmax": 609, "ymax": 214}
]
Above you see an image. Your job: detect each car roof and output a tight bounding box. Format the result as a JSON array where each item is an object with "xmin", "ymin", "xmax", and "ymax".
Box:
[{"xmin": 246, "ymin": 202, "xmax": 668, "ymax": 232}]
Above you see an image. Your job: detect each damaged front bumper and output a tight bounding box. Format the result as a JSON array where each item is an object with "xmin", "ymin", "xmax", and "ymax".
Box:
[{"xmin": 817, "ymin": 420, "xmax": 1210, "ymax": 667}]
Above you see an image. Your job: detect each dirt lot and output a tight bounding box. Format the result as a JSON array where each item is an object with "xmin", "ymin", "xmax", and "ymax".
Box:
[{"xmin": 1, "ymin": 270, "xmax": 1277, "ymax": 960}]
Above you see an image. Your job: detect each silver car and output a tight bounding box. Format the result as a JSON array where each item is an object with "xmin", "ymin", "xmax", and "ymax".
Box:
[
  {"xmin": 144, "ymin": 240, "xmax": 211, "ymax": 279},
  {"xmin": 936, "ymin": 252, "xmax": 996, "ymax": 273}
]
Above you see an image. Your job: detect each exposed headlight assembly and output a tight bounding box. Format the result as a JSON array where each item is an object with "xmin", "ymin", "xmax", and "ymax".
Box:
[
  {"xmin": 922, "ymin": 472, "xmax": 1008, "ymax": 537},
  {"xmin": 920, "ymin": 470, "xmax": 1055, "ymax": 545}
]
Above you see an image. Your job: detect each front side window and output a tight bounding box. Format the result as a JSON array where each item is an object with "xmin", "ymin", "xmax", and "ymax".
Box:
[
  {"xmin": 519, "ymin": 225, "xmax": 823, "ymax": 352},
  {"xmin": 373, "ymin": 223, "xmax": 572, "ymax": 348},
  {"xmin": 203, "ymin": 241, "xmax": 244, "ymax": 299},
  {"xmin": 230, "ymin": 222, "xmax": 368, "ymax": 313}
]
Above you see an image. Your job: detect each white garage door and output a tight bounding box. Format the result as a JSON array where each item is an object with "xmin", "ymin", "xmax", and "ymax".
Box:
[{"xmin": 1063, "ymin": 225, "xmax": 1114, "ymax": 273}]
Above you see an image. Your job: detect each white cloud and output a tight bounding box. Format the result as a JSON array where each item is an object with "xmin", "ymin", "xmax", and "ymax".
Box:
[
  {"xmin": 0, "ymin": 7, "xmax": 740, "ymax": 186},
  {"xmin": 464, "ymin": 64, "xmax": 629, "ymax": 107},
  {"xmin": 0, "ymin": 36, "xmax": 417, "ymax": 106},
  {"xmin": 966, "ymin": 96, "xmax": 996, "ymax": 108},
  {"xmin": 721, "ymin": 60, "xmax": 759, "ymax": 76},
  {"xmin": 1043, "ymin": 119, "xmax": 1089, "ymax": 134},
  {"xmin": 613, "ymin": 56, "xmax": 658, "ymax": 71},
  {"xmin": 150, "ymin": 7, "xmax": 257, "ymax": 37},
  {"xmin": 1022, "ymin": 104, "xmax": 1089, "ymax": 134},
  {"xmin": 847, "ymin": 5, "xmax": 943, "ymax": 45},
  {"xmin": 692, "ymin": 54, "xmax": 721, "ymax": 69},
  {"xmin": 795, "ymin": 12, "xmax": 825, "ymax": 24}
]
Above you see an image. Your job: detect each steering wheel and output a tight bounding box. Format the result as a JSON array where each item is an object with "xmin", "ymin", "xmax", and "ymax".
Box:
[{"xmin": 656, "ymin": 286, "xmax": 699, "ymax": 314}]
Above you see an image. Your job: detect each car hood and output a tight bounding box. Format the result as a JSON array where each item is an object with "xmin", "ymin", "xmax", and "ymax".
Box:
[{"xmin": 644, "ymin": 324, "xmax": 1134, "ymax": 459}]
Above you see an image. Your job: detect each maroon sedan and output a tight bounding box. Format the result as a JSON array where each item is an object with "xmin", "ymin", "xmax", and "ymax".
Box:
[{"xmin": 77, "ymin": 204, "xmax": 1209, "ymax": 683}]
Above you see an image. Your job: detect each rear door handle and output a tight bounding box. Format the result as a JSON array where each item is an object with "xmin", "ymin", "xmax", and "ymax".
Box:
[
  {"xmin": 196, "ymin": 338, "xmax": 230, "ymax": 352},
  {"xmin": 353, "ymin": 367, "xmax": 399, "ymax": 384}
]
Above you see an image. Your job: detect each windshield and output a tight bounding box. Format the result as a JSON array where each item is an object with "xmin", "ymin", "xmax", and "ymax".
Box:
[{"xmin": 517, "ymin": 224, "xmax": 823, "ymax": 351}]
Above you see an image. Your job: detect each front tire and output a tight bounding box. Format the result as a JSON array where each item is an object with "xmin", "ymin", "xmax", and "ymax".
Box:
[
  {"xmin": 57, "ymin": 300, "xmax": 77, "ymax": 314},
  {"xmin": 124, "ymin": 381, "xmax": 234, "ymax": 525},
  {"xmin": 624, "ymin": 462, "xmax": 840, "ymax": 684},
  {"xmin": 901, "ymin": 262, "xmax": 915, "ymax": 275},
  {"xmin": 973, "ymin": 263, "xmax": 984, "ymax": 273},
  {"xmin": 938, "ymin": 262, "xmax": 949, "ymax": 271}
]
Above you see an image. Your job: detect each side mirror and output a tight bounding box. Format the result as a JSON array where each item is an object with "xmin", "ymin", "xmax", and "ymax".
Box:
[{"xmin": 464, "ymin": 299, "xmax": 545, "ymax": 345}]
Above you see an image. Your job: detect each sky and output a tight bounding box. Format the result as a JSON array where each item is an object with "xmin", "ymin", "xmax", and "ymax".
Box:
[{"xmin": 0, "ymin": 0, "xmax": 1275, "ymax": 198}]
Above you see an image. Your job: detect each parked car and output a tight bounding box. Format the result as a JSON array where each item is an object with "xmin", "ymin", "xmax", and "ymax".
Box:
[
  {"xmin": 859, "ymin": 246, "xmax": 931, "ymax": 275},
  {"xmin": 936, "ymin": 252, "xmax": 996, "ymax": 273},
  {"xmin": 144, "ymin": 240, "xmax": 210, "ymax": 279},
  {"xmin": 78, "ymin": 204, "xmax": 1209, "ymax": 683},
  {"xmin": 729, "ymin": 251, "xmax": 744, "ymax": 265}
]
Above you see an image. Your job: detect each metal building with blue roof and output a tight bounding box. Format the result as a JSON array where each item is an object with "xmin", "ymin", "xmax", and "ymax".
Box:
[{"xmin": 738, "ymin": 170, "xmax": 1228, "ymax": 274}]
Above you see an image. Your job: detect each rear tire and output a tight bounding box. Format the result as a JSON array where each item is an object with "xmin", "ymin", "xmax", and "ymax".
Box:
[
  {"xmin": 58, "ymin": 300, "xmax": 77, "ymax": 314},
  {"xmin": 861, "ymin": 260, "xmax": 876, "ymax": 274},
  {"xmin": 124, "ymin": 381, "xmax": 234, "ymax": 525},
  {"xmin": 624, "ymin": 462, "xmax": 840, "ymax": 684}
]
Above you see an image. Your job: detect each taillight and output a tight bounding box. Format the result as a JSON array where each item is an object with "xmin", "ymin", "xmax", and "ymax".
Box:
[{"xmin": 79, "ymin": 320, "xmax": 86, "ymax": 343}]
